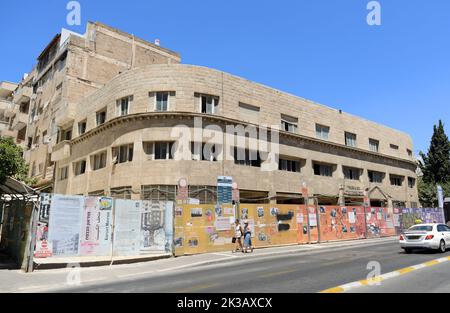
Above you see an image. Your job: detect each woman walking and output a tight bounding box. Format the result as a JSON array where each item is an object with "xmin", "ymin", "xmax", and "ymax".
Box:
[
  {"xmin": 232, "ymin": 219, "xmax": 244, "ymax": 253},
  {"xmin": 243, "ymin": 221, "xmax": 254, "ymax": 253}
]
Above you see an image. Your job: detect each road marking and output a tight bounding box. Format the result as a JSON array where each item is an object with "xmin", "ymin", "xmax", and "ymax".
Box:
[{"xmin": 320, "ymin": 255, "xmax": 450, "ymax": 293}]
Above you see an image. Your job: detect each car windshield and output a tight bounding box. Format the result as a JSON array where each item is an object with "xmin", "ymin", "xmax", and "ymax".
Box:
[{"xmin": 408, "ymin": 226, "xmax": 433, "ymax": 232}]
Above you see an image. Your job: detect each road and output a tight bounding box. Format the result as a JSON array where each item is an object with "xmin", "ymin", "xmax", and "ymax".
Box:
[
  {"xmin": 348, "ymin": 259, "xmax": 450, "ymax": 293},
  {"xmin": 53, "ymin": 239, "xmax": 450, "ymax": 293}
]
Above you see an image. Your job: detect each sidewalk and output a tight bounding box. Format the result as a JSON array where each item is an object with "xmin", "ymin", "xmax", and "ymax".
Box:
[{"xmin": 0, "ymin": 237, "xmax": 396, "ymax": 293}]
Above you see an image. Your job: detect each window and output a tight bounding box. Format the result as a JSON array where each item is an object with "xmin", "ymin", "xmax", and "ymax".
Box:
[
  {"xmin": 369, "ymin": 139, "xmax": 379, "ymax": 152},
  {"xmin": 142, "ymin": 185, "xmax": 177, "ymax": 202},
  {"xmin": 61, "ymin": 128, "xmax": 72, "ymax": 141},
  {"xmin": 316, "ymin": 124, "xmax": 330, "ymax": 140},
  {"xmin": 74, "ymin": 160, "xmax": 87, "ymax": 176},
  {"xmin": 155, "ymin": 92, "xmax": 169, "ymax": 112},
  {"xmin": 117, "ymin": 96, "xmax": 132, "ymax": 116},
  {"xmin": 78, "ymin": 120, "xmax": 87, "ymax": 135},
  {"xmin": 437, "ymin": 225, "xmax": 448, "ymax": 232},
  {"xmin": 313, "ymin": 163, "xmax": 333, "ymax": 177},
  {"xmin": 111, "ymin": 187, "xmax": 132, "ymax": 200},
  {"xmin": 343, "ymin": 167, "xmax": 360, "ymax": 181},
  {"xmin": 239, "ymin": 103, "xmax": 260, "ymax": 124},
  {"xmin": 390, "ymin": 175, "xmax": 403, "ymax": 187},
  {"xmin": 154, "ymin": 142, "xmax": 174, "ymax": 160},
  {"xmin": 345, "ymin": 132, "xmax": 357, "ymax": 147},
  {"xmin": 407, "ymin": 149, "xmax": 413, "ymax": 157},
  {"xmin": 144, "ymin": 142, "xmax": 174, "ymax": 160},
  {"xmin": 279, "ymin": 159, "xmax": 301, "ymax": 173},
  {"xmin": 390, "ymin": 144, "xmax": 399, "ymax": 150},
  {"xmin": 281, "ymin": 115, "xmax": 298, "ymax": 133},
  {"xmin": 113, "ymin": 144, "xmax": 134, "ymax": 164},
  {"xmin": 191, "ymin": 142, "xmax": 218, "ymax": 162},
  {"xmin": 188, "ymin": 186, "xmax": 217, "ymax": 204},
  {"xmin": 59, "ymin": 166, "xmax": 69, "ymax": 181},
  {"xmin": 408, "ymin": 177, "xmax": 416, "ymax": 188},
  {"xmin": 199, "ymin": 94, "xmax": 219, "ymax": 114},
  {"xmin": 96, "ymin": 109, "xmax": 107, "ymax": 126},
  {"xmin": 92, "ymin": 151, "xmax": 107, "ymax": 171},
  {"xmin": 369, "ymin": 171, "xmax": 384, "ymax": 183},
  {"xmin": 234, "ymin": 148, "xmax": 261, "ymax": 167}
]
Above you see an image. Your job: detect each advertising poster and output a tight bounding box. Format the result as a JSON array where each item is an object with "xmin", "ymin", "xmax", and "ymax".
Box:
[
  {"xmin": 48, "ymin": 195, "xmax": 84, "ymax": 257},
  {"xmin": 80, "ymin": 197, "xmax": 113, "ymax": 256},
  {"xmin": 140, "ymin": 201, "xmax": 167, "ymax": 253},
  {"xmin": 215, "ymin": 217, "xmax": 232, "ymax": 231},
  {"xmin": 348, "ymin": 212, "xmax": 356, "ymax": 224},
  {"xmin": 113, "ymin": 199, "xmax": 141, "ymax": 256},
  {"xmin": 34, "ymin": 222, "xmax": 52, "ymax": 258}
]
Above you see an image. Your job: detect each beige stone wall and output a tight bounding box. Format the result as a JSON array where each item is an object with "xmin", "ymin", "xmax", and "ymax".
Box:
[
  {"xmin": 50, "ymin": 62, "xmax": 419, "ymax": 206},
  {"xmin": 71, "ymin": 64, "xmax": 415, "ymax": 160},
  {"xmin": 22, "ymin": 22, "xmax": 180, "ymax": 185}
]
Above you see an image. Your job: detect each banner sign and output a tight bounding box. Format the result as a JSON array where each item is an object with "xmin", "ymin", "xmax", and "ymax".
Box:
[
  {"xmin": 48, "ymin": 195, "xmax": 84, "ymax": 257},
  {"xmin": 80, "ymin": 197, "xmax": 113, "ymax": 256}
]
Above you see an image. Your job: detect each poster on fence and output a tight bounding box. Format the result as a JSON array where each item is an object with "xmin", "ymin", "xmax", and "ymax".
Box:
[
  {"xmin": 48, "ymin": 195, "xmax": 84, "ymax": 257},
  {"xmin": 80, "ymin": 197, "xmax": 113, "ymax": 256},
  {"xmin": 141, "ymin": 201, "xmax": 168, "ymax": 253},
  {"xmin": 113, "ymin": 199, "xmax": 141, "ymax": 256}
]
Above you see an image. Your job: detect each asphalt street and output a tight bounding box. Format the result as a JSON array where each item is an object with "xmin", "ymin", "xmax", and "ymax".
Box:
[
  {"xmin": 348, "ymin": 259, "xmax": 450, "ymax": 293},
  {"xmin": 56, "ymin": 240, "xmax": 450, "ymax": 293}
]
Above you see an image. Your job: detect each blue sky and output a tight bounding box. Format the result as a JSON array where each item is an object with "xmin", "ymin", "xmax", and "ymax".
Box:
[{"xmin": 1, "ymin": 0, "xmax": 449, "ymax": 154}]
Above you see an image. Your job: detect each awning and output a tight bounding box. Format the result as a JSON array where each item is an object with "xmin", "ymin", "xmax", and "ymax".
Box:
[{"xmin": 0, "ymin": 177, "xmax": 39, "ymax": 202}]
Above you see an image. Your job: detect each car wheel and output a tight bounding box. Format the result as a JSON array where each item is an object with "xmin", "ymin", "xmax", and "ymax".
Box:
[
  {"xmin": 439, "ymin": 240, "xmax": 446, "ymax": 253},
  {"xmin": 404, "ymin": 248, "xmax": 412, "ymax": 254}
]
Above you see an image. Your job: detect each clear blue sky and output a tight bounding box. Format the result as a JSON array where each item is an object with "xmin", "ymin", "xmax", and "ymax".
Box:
[{"xmin": 1, "ymin": 0, "xmax": 449, "ymax": 154}]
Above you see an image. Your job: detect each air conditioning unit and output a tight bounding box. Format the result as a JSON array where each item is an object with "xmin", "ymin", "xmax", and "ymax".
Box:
[
  {"xmin": 37, "ymin": 87, "xmax": 43, "ymax": 94},
  {"xmin": 33, "ymin": 115, "xmax": 39, "ymax": 122},
  {"xmin": 43, "ymin": 136, "xmax": 52, "ymax": 145}
]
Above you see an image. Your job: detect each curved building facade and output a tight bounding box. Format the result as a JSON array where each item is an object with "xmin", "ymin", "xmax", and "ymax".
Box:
[{"xmin": 50, "ymin": 64, "xmax": 418, "ymax": 207}]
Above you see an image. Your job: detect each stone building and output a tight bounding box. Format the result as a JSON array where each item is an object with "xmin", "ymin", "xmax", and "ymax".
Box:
[{"xmin": 3, "ymin": 22, "xmax": 419, "ymax": 208}]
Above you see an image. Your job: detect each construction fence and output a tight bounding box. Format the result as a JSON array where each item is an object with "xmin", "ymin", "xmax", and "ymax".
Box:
[
  {"xmin": 31, "ymin": 193, "xmax": 446, "ymax": 262},
  {"xmin": 33, "ymin": 194, "xmax": 173, "ymax": 261}
]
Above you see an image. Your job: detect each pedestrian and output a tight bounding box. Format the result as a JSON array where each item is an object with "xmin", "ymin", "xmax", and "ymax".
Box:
[
  {"xmin": 243, "ymin": 221, "xmax": 254, "ymax": 253},
  {"xmin": 232, "ymin": 219, "xmax": 244, "ymax": 253}
]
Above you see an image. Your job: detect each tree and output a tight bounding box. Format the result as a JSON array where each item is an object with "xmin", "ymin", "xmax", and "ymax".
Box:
[
  {"xmin": 419, "ymin": 120, "xmax": 450, "ymax": 183},
  {"xmin": 418, "ymin": 120, "xmax": 450, "ymax": 207},
  {"xmin": 418, "ymin": 178, "xmax": 450, "ymax": 208},
  {"xmin": 0, "ymin": 137, "xmax": 33, "ymax": 185}
]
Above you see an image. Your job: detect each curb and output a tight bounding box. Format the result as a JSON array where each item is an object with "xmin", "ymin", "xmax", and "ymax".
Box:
[{"xmin": 320, "ymin": 255, "xmax": 450, "ymax": 293}]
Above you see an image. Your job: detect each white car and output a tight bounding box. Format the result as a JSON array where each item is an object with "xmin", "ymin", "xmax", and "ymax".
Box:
[{"xmin": 400, "ymin": 223, "xmax": 450, "ymax": 254}]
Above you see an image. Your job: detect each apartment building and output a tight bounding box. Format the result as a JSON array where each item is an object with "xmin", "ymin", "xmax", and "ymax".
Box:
[
  {"xmin": 9, "ymin": 22, "xmax": 180, "ymax": 189},
  {"xmin": 4, "ymin": 22, "xmax": 419, "ymax": 208},
  {"xmin": 0, "ymin": 81, "xmax": 19, "ymax": 142}
]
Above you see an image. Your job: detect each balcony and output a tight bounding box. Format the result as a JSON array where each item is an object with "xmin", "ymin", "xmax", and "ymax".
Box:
[
  {"xmin": 11, "ymin": 111, "xmax": 28, "ymax": 131},
  {"xmin": 51, "ymin": 140, "xmax": 71, "ymax": 162},
  {"xmin": 0, "ymin": 99, "xmax": 14, "ymax": 117},
  {"xmin": 55, "ymin": 101, "xmax": 76, "ymax": 127},
  {"xmin": 13, "ymin": 86, "xmax": 32, "ymax": 104},
  {"xmin": 0, "ymin": 120, "xmax": 8, "ymax": 133}
]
